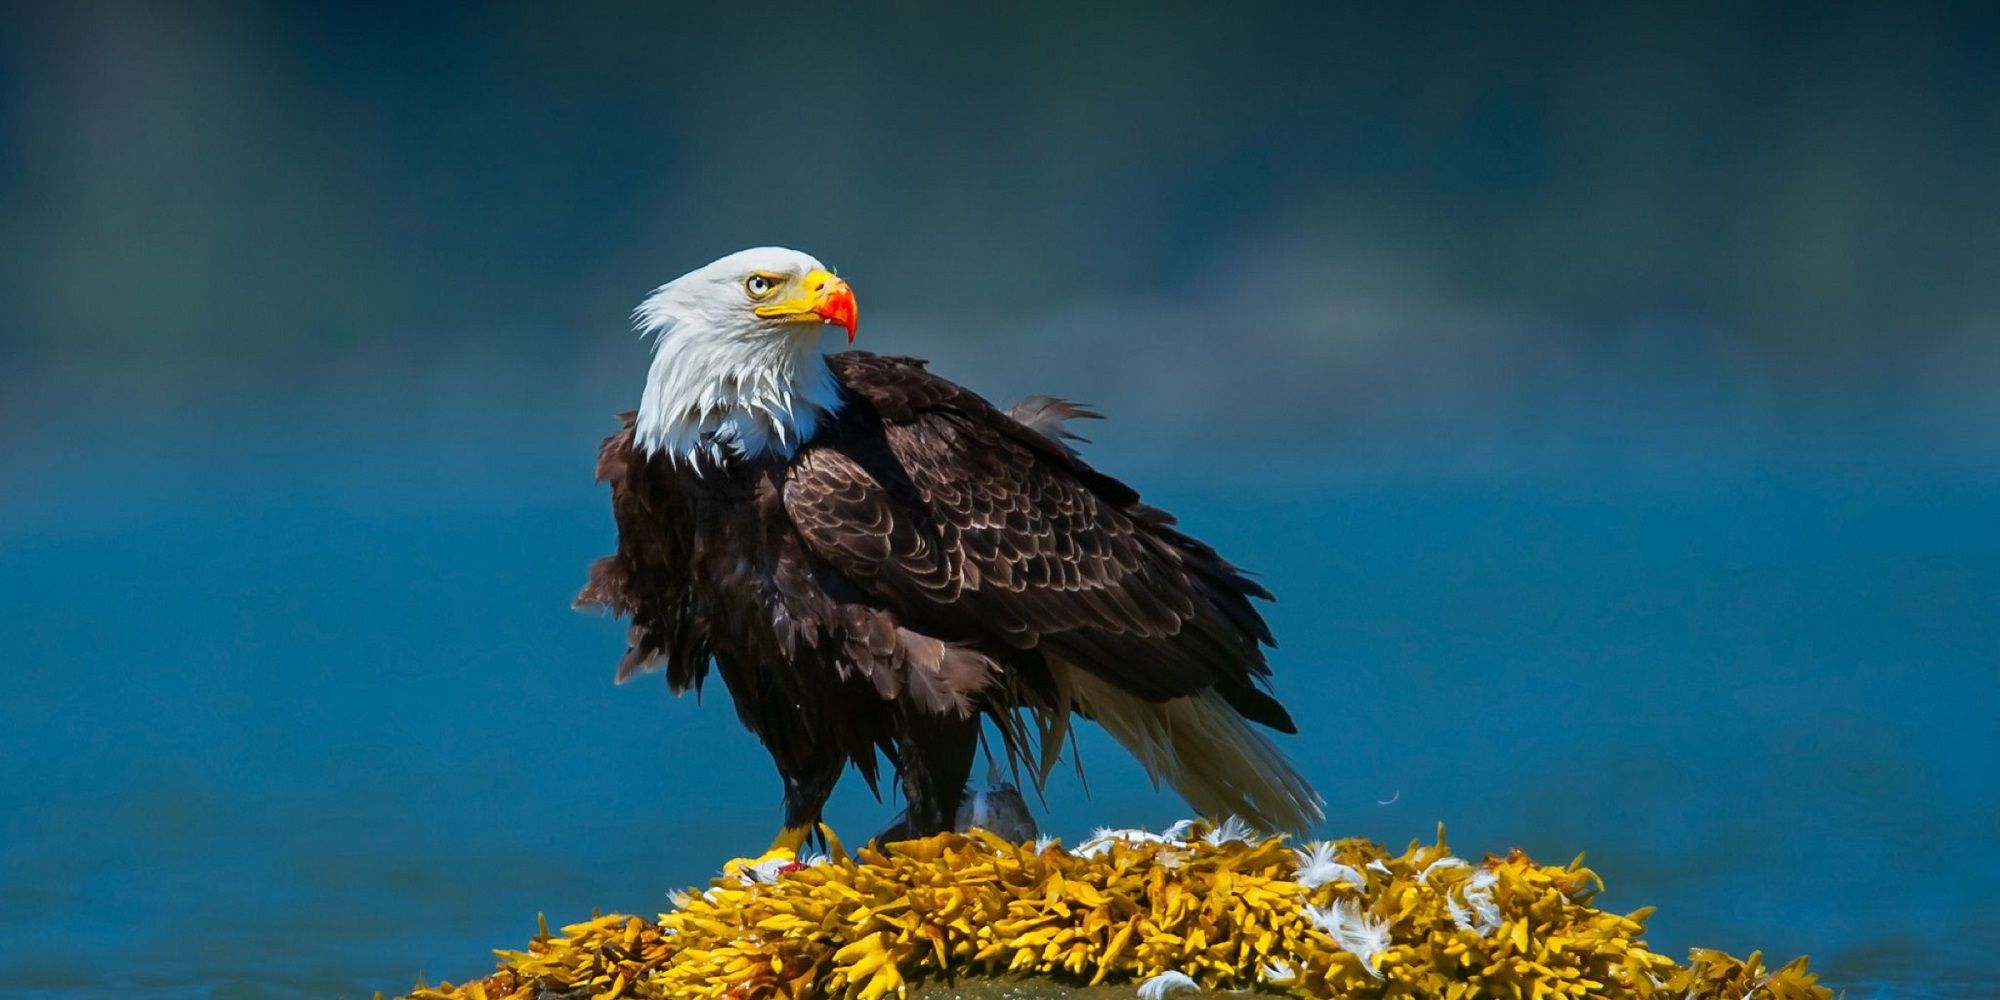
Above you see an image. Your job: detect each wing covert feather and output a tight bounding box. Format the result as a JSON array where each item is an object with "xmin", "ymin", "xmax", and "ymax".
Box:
[{"xmin": 783, "ymin": 354, "xmax": 1291, "ymax": 729}]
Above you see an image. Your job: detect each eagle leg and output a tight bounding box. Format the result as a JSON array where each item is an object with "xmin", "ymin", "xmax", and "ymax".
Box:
[
  {"xmin": 887, "ymin": 708, "xmax": 982, "ymax": 838},
  {"xmin": 773, "ymin": 753, "xmax": 845, "ymax": 855},
  {"xmin": 766, "ymin": 824, "xmax": 811, "ymax": 856}
]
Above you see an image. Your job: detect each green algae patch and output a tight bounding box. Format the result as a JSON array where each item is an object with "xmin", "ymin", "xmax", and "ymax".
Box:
[{"xmin": 403, "ymin": 823, "xmax": 1830, "ymax": 1000}]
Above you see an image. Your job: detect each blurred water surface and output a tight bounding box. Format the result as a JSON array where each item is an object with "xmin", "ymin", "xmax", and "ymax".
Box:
[{"xmin": 2, "ymin": 398, "xmax": 1995, "ymax": 998}]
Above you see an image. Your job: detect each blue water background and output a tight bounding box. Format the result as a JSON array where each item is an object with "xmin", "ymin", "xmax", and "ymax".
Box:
[{"xmin": 2, "ymin": 389, "xmax": 1994, "ymax": 998}]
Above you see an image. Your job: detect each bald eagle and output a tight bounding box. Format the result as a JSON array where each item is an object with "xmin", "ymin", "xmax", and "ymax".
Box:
[{"xmin": 578, "ymin": 247, "xmax": 1322, "ymax": 854}]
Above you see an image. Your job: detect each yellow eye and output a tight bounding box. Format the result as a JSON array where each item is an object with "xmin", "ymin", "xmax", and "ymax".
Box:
[{"xmin": 745, "ymin": 274, "xmax": 777, "ymax": 299}]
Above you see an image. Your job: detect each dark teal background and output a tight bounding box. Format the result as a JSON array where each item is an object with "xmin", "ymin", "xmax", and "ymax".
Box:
[{"xmin": 2, "ymin": 3, "xmax": 1996, "ymax": 997}]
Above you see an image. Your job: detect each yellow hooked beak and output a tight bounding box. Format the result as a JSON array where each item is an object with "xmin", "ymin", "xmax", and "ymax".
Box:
[{"xmin": 754, "ymin": 268, "xmax": 859, "ymax": 342}]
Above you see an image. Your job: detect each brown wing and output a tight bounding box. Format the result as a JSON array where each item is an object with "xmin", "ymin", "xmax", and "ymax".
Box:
[
  {"xmin": 574, "ymin": 413, "xmax": 711, "ymax": 692},
  {"xmin": 783, "ymin": 353, "xmax": 1294, "ymax": 732}
]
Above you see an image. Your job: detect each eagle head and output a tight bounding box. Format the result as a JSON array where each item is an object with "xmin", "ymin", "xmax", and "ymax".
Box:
[
  {"xmin": 632, "ymin": 247, "xmax": 857, "ymax": 465},
  {"xmin": 635, "ymin": 246, "xmax": 857, "ymax": 345}
]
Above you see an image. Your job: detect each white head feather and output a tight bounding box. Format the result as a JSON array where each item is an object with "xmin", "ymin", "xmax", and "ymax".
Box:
[{"xmin": 632, "ymin": 247, "xmax": 848, "ymax": 466}]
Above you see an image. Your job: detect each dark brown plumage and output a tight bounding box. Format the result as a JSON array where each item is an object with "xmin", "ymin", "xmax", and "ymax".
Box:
[{"xmin": 578, "ymin": 352, "xmax": 1320, "ymax": 839}]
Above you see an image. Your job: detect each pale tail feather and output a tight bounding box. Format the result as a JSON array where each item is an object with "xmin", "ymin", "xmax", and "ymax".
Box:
[{"xmin": 1067, "ymin": 668, "xmax": 1325, "ymax": 835}]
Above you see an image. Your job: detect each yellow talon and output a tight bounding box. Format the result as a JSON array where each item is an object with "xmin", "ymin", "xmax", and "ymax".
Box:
[
  {"xmin": 768, "ymin": 824, "xmax": 811, "ymax": 855},
  {"xmin": 721, "ymin": 845, "xmax": 797, "ymax": 879}
]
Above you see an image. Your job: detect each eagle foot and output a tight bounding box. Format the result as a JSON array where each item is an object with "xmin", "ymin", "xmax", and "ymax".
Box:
[
  {"xmin": 721, "ymin": 846, "xmax": 806, "ymax": 883},
  {"xmin": 719, "ymin": 824, "xmax": 816, "ymax": 881}
]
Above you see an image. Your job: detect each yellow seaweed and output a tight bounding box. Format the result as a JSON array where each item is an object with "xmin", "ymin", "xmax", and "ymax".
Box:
[{"xmin": 404, "ymin": 823, "xmax": 1830, "ymax": 1000}]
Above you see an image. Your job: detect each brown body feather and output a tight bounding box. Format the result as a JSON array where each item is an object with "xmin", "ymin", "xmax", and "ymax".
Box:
[{"xmin": 578, "ymin": 352, "xmax": 1320, "ymax": 835}]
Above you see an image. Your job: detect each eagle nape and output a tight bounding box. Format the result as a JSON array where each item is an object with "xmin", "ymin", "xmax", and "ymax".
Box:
[{"xmin": 576, "ymin": 247, "xmax": 1324, "ymax": 856}]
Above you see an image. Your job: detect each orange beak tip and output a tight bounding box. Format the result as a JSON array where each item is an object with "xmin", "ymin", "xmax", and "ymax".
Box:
[{"xmin": 814, "ymin": 285, "xmax": 859, "ymax": 343}]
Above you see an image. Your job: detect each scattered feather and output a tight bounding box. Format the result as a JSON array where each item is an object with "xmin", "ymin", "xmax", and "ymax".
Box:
[
  {"xmin": 1136, "ymin": 970, "xmax": 1201, "ymax": 999},
  {"xmin": 1292, "ymin": 841, "xmax": 1369, "ymax": 891},
  {"xmin": 1259, "ymin": 958, "xmax": 1298, "ymax": 984},
  {"xmin": 1077, "ymin": 826, "xmax": 1170, "ymax": 857},
  {"xmin": 1450, "ymin": 869, "xmax": 1504, "ymax": 936},
  {"xmin": 1201, "ymin": 815, "xmax": 1257, "ymax": 847},
  {"xmin": 1307, "ymin": 898, "xmax": 1393, "ymax": 979},
  {"xmin": 1419, "ymin": 855, "xmax": 1471, "ymax": 884}
]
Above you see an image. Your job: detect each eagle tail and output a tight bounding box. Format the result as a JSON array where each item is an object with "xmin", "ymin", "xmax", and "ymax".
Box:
[{"xmin": 1068, "ymin": 667, "xmax": 1324, "ymax": 836}]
